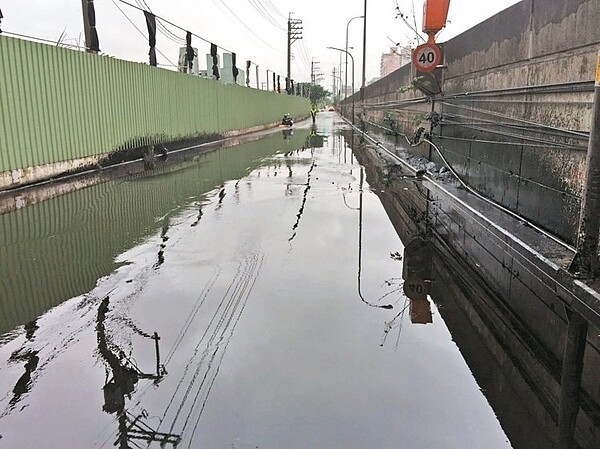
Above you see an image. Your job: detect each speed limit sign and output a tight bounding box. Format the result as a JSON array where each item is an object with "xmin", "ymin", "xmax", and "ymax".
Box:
[{"xmin": 412, "ymin": 42, "xmax": 442, "ymax": 72}]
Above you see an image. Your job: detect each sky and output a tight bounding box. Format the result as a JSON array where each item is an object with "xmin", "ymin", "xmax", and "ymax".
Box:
[{"xmin": 1, "ymin": 0, "xmax": 521, "ymax": 90}]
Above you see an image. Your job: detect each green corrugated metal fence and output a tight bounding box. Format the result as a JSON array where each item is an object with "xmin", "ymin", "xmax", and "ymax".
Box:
[{"xmin": 0, "ymin": 35, "xmax": 309, "ymax": 174}]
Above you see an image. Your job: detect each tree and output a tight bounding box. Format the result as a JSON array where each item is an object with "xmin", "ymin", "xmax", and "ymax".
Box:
[
  {"xmin": 309, "ymin": 84, "xmax": 331, "ymax": 105},
  {"xmin": 297, "ymin": 83, "xmax": 331, "ymax": 105}
]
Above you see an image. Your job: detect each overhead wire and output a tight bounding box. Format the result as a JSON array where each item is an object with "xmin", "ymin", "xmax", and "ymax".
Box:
[
  {"xmin": 261, "ymin": 0, "xmax": 286, "ymax": 20},
  {"xmin": 292, "ymin": 40, "xmax": 311, "ymax": 81},
  {"xmin": 134, "ymin": 0, "xmax": 186, "ymax": 44},
  {"xmin": 111, "ymin": 0, "xmax": 178, "ymax": 67},
  {"xmin": 212, "ymin": 0, "xmax": 284, "ymax": 54},
  {"xmin": 299, "ymin": 41, "xmax": 312, "ymax": 71},
  {"xmin": 114, "ymin": 0, "xmax": 291, "ymax": 79},
  {"xmin": 116, "ymin": 0, "xmax": 234, "ymax": 53},
  {"xmin": 246, "ymin": 0, "xmax": 285, "ymax": 31}
]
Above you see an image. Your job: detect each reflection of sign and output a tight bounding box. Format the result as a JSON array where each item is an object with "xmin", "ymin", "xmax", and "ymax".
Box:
[
  {"xmin": 402, "ymin": 239, "xmax": 433, "ymax": 324},
  {"xmin": 403, "ymin": 276, "xmax": 432, "ymax": 300},
  {"xmin": 409, "ymin": 296, "xmax": 433, "ymax": 324},
  {"xmin": 412, "ymin": 42, "xmax": 441, "ymax": 73}
]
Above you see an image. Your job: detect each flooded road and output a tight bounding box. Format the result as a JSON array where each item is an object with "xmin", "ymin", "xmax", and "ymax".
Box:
[{"xmin": 0, "ymin": 114, "xmax": 538, "ymax": 448}]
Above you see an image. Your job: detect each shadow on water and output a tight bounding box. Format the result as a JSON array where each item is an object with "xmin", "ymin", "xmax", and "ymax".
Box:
[
  {"xmin": 0, "ymin": 128, "xmax": 320, "ymax": 338},
  {"xmin": 346, "ymin": 129, "xmax": 600, "ymax": 449}
]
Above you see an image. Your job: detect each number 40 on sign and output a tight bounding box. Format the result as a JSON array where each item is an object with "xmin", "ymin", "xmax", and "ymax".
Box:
[{"xmin": 412, "ymin": 42, "xmax": 442, "ymax": 73}]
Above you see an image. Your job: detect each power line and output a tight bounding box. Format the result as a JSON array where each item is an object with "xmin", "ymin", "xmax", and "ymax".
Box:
[
  {"xmin": 261, "ymin": 0, "xmax": 286, "ymax": 20},
  {"xmin": 246, "ymin": 0, "xmax": 285, "ymax": 31},
  {"xmin": 135, "ymin": 0, "xmax": 185, "ymax": 44},
  {"xmin": 212, "ymin": 0, "xmax": 284, "ymax": 55},
  {"xmin": 115, "ymin": 0, "xmax": 234, "ymax": 53},
  {"xmin": 115, "ymin": 0, "xmax": 285, "ymax": 78},
  {"xmin": 111, "ymin": 0, "xmax": 177, "ymax": 67}
]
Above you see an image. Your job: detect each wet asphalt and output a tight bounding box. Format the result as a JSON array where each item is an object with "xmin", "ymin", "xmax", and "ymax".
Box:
[{"xmin": 0, "ymin": 113, "xmax": 513, "ymax": 448}]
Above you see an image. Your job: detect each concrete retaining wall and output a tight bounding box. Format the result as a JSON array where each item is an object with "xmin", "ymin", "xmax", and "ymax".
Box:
[{"xmin": 348, "ymin": 0, "xmax": 599, "ymax": 244}]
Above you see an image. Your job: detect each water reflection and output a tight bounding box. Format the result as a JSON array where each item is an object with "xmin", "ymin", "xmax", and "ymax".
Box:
[
  {"xmin": 0, "ymin": 129, "xmax": 319, "ymax": 337},
  {"xmin": 347, "ymin": 127, "xmax": 600, "ymax": 449},
  {"xmin": 357, "ymin": 167, "xmax": 394, "ymax": 310},
  {"xmin": 282, "ymin": 128, "xmax": 293, "ymax": 142},
  {"xmin": 402, "ymin": 239, "xmax": 433, "ymax": 325},
  {"xmin": 0, "ymin": 118, "xmax": 532, "ymax": 449},
  {"xmin": 288, "ymin": 161, "xmax": 315, "ymax": 243},
  {"xmin": 96, "ymin": 296, "xmax": 178, "ymax": 447}
]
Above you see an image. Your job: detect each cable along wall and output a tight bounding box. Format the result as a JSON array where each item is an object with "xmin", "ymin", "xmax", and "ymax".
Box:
[{"xmin": 352, "ymin": 0, "xmax": 598, "ymax": 245}]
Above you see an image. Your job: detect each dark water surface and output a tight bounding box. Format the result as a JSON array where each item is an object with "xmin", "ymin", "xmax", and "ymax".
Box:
[{"xmin": 0, "ymin": 115, "xmax": 516, "ymax": 448}]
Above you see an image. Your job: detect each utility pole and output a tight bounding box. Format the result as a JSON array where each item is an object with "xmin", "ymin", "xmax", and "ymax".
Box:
[
  {"xmin": 81, "ymin": 0, "xmax": 99, "ymax": 53},
  {"xmin": 311, "ymin": 59, "xmax": 319, "ymax": 84},
  {"xmin": 287, "ymin": 13, "xmax": 303, "ymax": 94},
  {"xmin": 332, "ymin": 67, "xmax": 337, "ymax": 103}
]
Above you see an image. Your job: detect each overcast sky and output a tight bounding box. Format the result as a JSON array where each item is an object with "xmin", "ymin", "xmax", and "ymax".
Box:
[{"xmin": 2, "ymin": 0, "xmax": 521, "ymax": 88}]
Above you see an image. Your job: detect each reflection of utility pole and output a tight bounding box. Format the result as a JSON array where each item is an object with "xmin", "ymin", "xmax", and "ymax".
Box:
[
  {"xmin": 96, "ymin": 297, "xmax": 180, "ymax": 448},
  {"xmin": 287, "ymin": 13, "xmax": 302, "ymax": 94},
  {"xmin": 357, "ymin": 167, "xmax": 393, "ymax": 310}
]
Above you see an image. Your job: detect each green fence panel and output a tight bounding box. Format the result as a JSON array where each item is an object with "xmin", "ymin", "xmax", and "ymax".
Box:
[{"xmin": 0, "ymin": 35, "xmax": 309, "ymax": 173}]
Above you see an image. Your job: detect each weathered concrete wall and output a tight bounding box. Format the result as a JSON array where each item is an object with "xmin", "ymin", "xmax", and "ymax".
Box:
[
  {"xmin": 350, "ymin": 0, "xmax": 599, "ymax": 244},
  {"xmin": 0, "ymin": 35, "xmax": 310, "ymax": 190}
]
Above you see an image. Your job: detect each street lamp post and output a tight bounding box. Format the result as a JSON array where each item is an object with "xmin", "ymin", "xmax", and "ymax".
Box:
[
  {"xmin": 345, "ymin": 15, "xmax": 364, "ymax": 99},
  {"xmin": 327, "ymin": 46, "xmax": 355, "ymax": 124},
  {"xmin": 361, "ymin": 0, "xmax": 367, "ymax": 101}
]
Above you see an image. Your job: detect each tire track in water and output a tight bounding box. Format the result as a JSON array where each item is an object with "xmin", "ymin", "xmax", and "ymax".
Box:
[{"xmin": 148, "ymin": 253, "xmax": 263, "ymax": 444}]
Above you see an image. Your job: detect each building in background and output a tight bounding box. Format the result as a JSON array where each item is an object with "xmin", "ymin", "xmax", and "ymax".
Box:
[
  {"xmin": 178, "ymin": 47, "xmax": 199, "ymax": 75},
  {"xmin": 380, "ymin": 46, "xmax": 411, "ymax": 78}
]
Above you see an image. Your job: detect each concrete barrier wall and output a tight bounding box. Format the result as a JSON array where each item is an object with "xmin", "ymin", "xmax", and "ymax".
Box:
[
  {"xmin": 0, "ymin": 35, "xmax": 309, "ymax": 190},
  {"xmin": 350, "ymin": 0, "xmax": 599, "ymax": 244}
]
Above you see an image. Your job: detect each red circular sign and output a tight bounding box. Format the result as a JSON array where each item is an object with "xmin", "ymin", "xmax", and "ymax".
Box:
[{"xmin": 412, "ymin": 42, "xmax": 442, "ymax": 73}]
